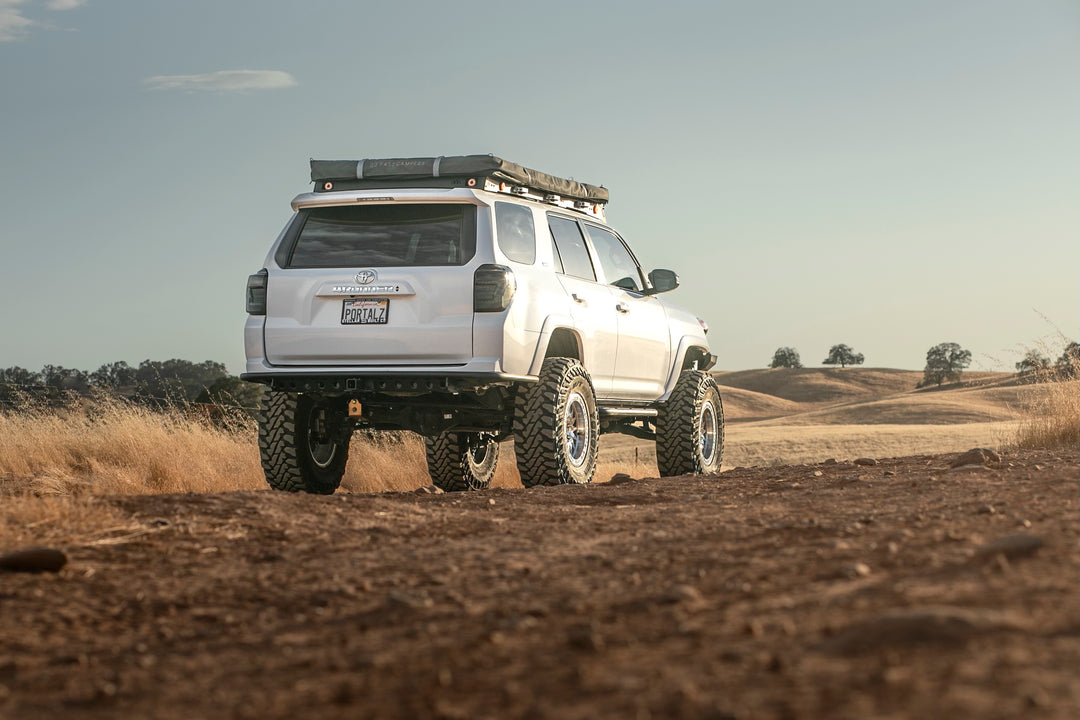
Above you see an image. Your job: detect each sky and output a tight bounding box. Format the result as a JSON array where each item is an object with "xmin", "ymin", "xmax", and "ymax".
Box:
[{"xmin": 1, "ymin": 0, "xmax": 1077, "ymax": 375}]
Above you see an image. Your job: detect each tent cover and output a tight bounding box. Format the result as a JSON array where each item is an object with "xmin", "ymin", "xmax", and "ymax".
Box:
[{"xmin": 309, "ymin": 155, "xmax": 609, "ymax": 204}]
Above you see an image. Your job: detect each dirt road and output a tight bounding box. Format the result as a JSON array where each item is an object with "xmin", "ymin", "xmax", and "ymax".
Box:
[{"xmin": 2, "ymin": 448, "xmax": 1077, "ymax": 719}]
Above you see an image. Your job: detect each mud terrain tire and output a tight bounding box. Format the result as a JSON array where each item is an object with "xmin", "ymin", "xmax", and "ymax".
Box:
[
  {"xmin": 258, "ymin": 391, "xmax": 348, "ymax": 494},
  {"xmin": 656, "ymin": 370, "xmax": 724, "ymax": 476},
  {"xmin": 513, "ymin": 358, "xmax": 598, "ymax": 487},
  {"xmin": 424, "ymin": 432, "xmax": 499, "ymax": 491}
]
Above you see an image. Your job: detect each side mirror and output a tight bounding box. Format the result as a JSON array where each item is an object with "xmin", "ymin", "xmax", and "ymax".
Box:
[{"xmin": 646, "ymin": 268, "xmax": 679, "ymax": 294}]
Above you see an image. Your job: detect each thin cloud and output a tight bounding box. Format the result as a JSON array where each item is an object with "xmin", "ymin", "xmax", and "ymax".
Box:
[
  {"xmin": 142, "ymin": 69, "xmax": 298, "ymax": 93},
  {"xmin": 0, "ymin": 0, "xmax": 35, "ymax": 42},
  {"xmin": 1, "ymin": 0, "xmax": 83, "ymax": 41}
]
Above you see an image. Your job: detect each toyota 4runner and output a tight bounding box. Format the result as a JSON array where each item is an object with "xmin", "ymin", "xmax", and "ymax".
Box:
[{"xmin": 242, "ymin": 155, "xmax": 722, "ymax": 493}]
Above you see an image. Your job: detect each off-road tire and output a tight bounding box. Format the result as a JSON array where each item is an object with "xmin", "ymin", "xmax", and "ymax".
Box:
[
  {"xmin": 424, "ymin": 432, "xmax": 499, "ymax": 491},
  {"xmin": 513, "ymin": 358, "xmax": 598, "ymax": 487},
  {"xmin": 258, "ymin": 391, "xmax": 348, "ymax": 494},
  {"xmin": 656, "ymin": 370, "xmax": 724, "ymax": 477}
]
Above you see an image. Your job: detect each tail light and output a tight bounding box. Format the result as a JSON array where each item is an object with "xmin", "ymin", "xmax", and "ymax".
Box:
[
  {"xmin": 246, "ymin": 269, "xmax": 268, "ymax": 315},
  {"xmin": 473, "ymin": 264, "xmax": 515, "ymax": 312}
]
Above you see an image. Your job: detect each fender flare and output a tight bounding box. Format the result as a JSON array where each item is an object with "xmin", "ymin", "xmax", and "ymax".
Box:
[
  {"xmin": 527, "ymin": 315, "xmax": 580, "ymax": 375},
  {"xmin": 659, "ymin": 336, "xmax": 715, "ymax": 401}
]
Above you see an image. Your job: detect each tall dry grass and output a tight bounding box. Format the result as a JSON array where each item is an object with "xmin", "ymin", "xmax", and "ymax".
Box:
[
  {"xmin": 8, "ymin": 368, "xmax": 1065, "ymax": 502},
  {"xmin": 0, "ymin": 396, "xmax": 264, "ymax": 496},
  {"xmin": 0, "ymin": 398, "xmax": 649, "ymax": 498},
  {"xmin": 1010, "ymin": 366, "xmax": 1079, "ymax": 451}
]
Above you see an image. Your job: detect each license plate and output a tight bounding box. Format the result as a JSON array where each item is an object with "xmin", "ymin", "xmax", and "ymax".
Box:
[{"xmin": 341, "ymin": 298, "xmax": 389, "ymax": 325}]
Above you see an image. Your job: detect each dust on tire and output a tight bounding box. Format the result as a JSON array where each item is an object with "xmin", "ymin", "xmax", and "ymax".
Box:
[
  {"xmin": 424, "ymin": 432, "xmax": 499, "ymax": 492},
  {"xmin": 513, "ymin": 357, "xmax": 598, "ymax": 487},
  {"xmin": 258, "ymin": 391, "xmax": 349, "ymax": 494},
  {"xmin": 656, "ymin": 369, "xmax": 724, "ymax": 476}
]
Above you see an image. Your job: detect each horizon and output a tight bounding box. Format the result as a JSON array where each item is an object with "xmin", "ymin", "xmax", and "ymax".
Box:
[
  {"xmin": 1, "ymin": 1, "xmax": 1077, "ymax": 375},
  {"xmin": 0, "ymin": 356, "xmax": 1054, "ymax": 380}
]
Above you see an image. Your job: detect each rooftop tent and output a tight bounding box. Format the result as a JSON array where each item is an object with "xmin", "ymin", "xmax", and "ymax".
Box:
[{"xmin": 309, "ymin": 155, "xmax": 609, "ymax": 205}]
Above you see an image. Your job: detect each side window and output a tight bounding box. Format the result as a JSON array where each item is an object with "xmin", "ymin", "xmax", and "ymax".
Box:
[
  {"xmin": 583, "ymin": 224, "xmax": 644, "ymax": 292},
  {"xmin": 548, "ymin": 216, "xmax": 596, "ymax": 281},
  {"xmin": 549, "ymin": 234, "xmax": 565, "ymax": 274},
  {"xmin": 494, "ymin": 202, "xmax": 536, "ymax": 265}
]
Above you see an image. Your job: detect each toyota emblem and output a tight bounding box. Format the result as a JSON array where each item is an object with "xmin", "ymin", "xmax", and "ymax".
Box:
[{"xmin": 355, "ymin": 269, "xmax": 377, "ymax": 285}]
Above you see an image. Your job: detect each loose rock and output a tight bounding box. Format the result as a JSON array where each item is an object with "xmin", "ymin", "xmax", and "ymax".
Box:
[
  {"xmin": 413, "ymin": 485, "xmax": 444, "ymax": 494},
  {"xmin": 818, "ymin": 606, "xmax": 1027, "ymax": 655},
  {"xmin": 951, "ymin": 448, "xmax": 1000, "ymax": 468},
  {"xmin": 839, "ymin": 562, "xmax": 871, "ymax": 579},
  {"xmin": 663, "ymin": 584, "xmax": 705, "ymax": 607},
  {"xmin": 854, "ymin": 458, "xmax": 878, "ymax": 467},
  {"xmin": 567, "ymin": 622, "xmax": 604, "ymax": 651},
  {"xmin": 975, "ymin": 533, "xmax": 1044, "ymax": 560},
  {"xmin": 0, "ymin": 547, "xmax": 67, "ymax": 574}
]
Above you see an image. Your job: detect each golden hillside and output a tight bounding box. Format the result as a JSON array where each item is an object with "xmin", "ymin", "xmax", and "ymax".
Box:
[{"xmin": 713, "ymin": 367, "xmax": 1027, "ymax": 423}]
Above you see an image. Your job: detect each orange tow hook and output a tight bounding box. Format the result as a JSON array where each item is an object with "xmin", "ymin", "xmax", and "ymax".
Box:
[{"xmin": 348, "ymin": 399, "xmax": 362, "ymax": 418}]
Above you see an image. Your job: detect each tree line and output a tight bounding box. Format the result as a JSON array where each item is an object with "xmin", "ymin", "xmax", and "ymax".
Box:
[
  {"xmin": 0, "ymin": 359, "xmax": 262, "ymax": 409},
  {"xmin": 768, "ymin": 341, "xmax": 1080, "ymax": 387}
]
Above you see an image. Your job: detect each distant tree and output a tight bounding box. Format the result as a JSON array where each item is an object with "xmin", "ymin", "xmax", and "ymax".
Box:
[
  {"xmin": 1015, "ymin": 350, "xmax": 1051, "ymax": 379},
  {"xmin": 90, "ymin": 361, "xmax": 137, "ymax": 389},
  {"xmin": 822, "ymin": 344, "xmax": 864, "ymax": 368},
  {"xmin": 134, "ymin": 359, "xmax": 230, "ymax": 403},
  {"xmin": 194, "ymin": 376, "xmax": 264, "ymax": 412},
  {"xmin": 40, "ymin": 364, "xmax": 89, "ymax": 393},
  {"xmin": 922, "ymin": 342, "xmax": 972, "ymax": 387},
  {"xmin": 1055, "ymin": 341, "xmax": 1080, "ymax": 378},
  {"xmin": 0, "ymin": 366, "xmax": 43, "ymax": 387},
  {"xmin": 769, "ymin": 347, "xmax": 803, "ymax": 369},
  {"xmin": 0, "ymin": 366, "xmax": 44, "ymax": 401}
]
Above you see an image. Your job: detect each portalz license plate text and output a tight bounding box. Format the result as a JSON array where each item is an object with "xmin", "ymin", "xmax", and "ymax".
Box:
[{"xmin": 341, "ymin": 298, "xmax": 389, "ymax": 325}]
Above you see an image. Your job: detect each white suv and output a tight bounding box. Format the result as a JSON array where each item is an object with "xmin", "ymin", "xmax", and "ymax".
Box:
[{"xmin": 243, "ymin": 155, "xmax": 722, "ymax": 493}]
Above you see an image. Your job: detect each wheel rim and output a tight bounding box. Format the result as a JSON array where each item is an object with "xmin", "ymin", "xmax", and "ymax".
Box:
[
  {"xmin": 698, "ymin": 399, "xmax": 717, "ymax": 466},
  {"xmin": 467, "ymin": 435, "xmax": 491, "ymax": 467},
  {"xmin": 564, "ymin": 392, "xmax": 591, "ymax": 467},
  {"xmin": 307, "ymin": 408, "xmax": 337, "ymax": 469}
]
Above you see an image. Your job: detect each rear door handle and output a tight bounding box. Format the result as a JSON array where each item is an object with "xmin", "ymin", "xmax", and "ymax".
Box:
[
  {"xmin": 616, "ymin": 302, "xmax": 630, "ymax": 314},
  {"xmin": 572, "ymin": 293, "xmax": 586, "ymax": 305}
]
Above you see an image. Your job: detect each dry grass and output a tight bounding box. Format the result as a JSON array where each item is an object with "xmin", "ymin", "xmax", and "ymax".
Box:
[
  {"xmin": 0, "ymin": 495, "xmax": 137, "ymax": 548},
  {"xmin": 0, "ymin": 397, "xmax": 264, "ymax": 497},
  {"xmin": 716, "ymin": 386, "xmax": 804, "ymax": 422},
  {"xmin": 715, "ymin": 368, "xmax": 926, "ymax": 405},
  {"xmin": 0, "ymin": 401, "xmax": 649, "ymax": 498},
  {"xmin": 343, "ymin": 434, "xmax": 653, "ymax": 491},
  {"xmin": 1010, "ymin": 372, "xmax": 1079, "ymax": 451},
  {"xmin": 601, "ymin": 422, "xmax": 1023, "ymax": 472},
  {"xmin": 752, "ymin": 383, "xmax": 1047, "ymax": 427},
  {"xmin": 2, "ymin": 362, "xmax": 1072, "ymax": 502}
]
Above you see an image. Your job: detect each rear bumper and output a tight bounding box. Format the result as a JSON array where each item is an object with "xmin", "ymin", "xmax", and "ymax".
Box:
[{"xmin": 240, "ymin": 369, "xmax": 535, "ymax": 394}]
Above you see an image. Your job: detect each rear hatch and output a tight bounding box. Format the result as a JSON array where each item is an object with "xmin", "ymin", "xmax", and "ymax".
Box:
[{"xmin": 263, "ymin": 202, "xmax": 478, "ymax": 366}]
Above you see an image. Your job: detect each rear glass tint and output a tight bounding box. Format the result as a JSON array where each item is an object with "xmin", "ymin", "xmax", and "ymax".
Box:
[
  {"xmin": 494, "ymin": 202, "xmax": 536, "ymax": 265},
  {"xmin": 284, "ymin": 204, "xmax": 476, "ymax": 268}
]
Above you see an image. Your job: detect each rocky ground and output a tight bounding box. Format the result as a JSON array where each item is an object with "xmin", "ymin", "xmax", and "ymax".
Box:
[{"xmin": 1, "ymin": 448, "xmax": 1077, "ymax": 719}]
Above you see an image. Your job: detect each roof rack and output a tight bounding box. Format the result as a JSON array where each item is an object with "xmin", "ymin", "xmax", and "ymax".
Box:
[{"xmin": 309, "ymin": 155, "xmax": 609, "ymax": 221}]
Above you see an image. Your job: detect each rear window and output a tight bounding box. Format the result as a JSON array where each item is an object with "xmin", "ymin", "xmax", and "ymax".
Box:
[{"xmin": 281, "ymin": 204, "xmax": 476, "ymax": 268}]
